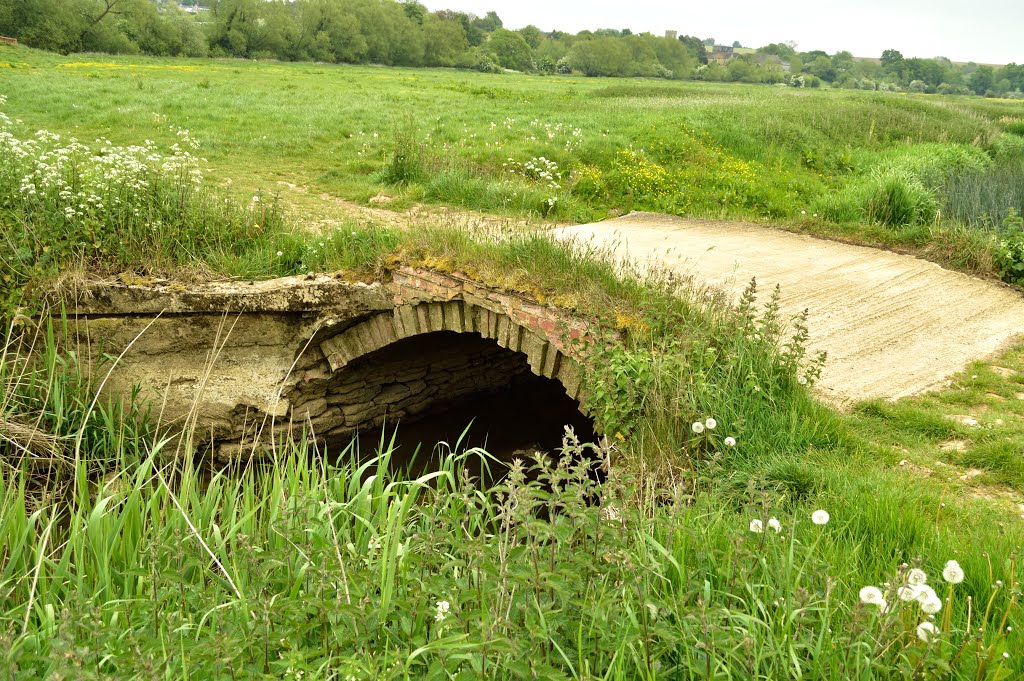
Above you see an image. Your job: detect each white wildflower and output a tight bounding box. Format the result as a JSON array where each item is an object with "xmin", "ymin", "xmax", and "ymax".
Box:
[
  {"xmin": 920, "ymin": 592, "xmax": 943, "ymax": 615},
  {"xmin": 811, "ymin": 510, "xmax": 830, "ymax": 525},
  {"xmin": 767, "ymin": 517, "xmax": 782, "ymax": 532},
  {"xmin": 724, "ymin": 436, "xmax": 736, "ymax": 447},
  {"xmin": 705, "ymin": 417, "xmax": 717, "ymax": 430},
  {"xmin": 906, "ymin": 568, "xmax": 928, "ymax": 587},
  {"xmin": 749, "ymin": 519, "xmax": 764, "ymax": 533},
  {"xmin": 942, "ymin": 560, "xmax": 964, "ymax": 584},
  {"xmin": 691, "ymin": 421, "xmax": 705, "ymax": 434},
  {"xmin": 916, "ymin": 621, "xmax": 939, "ymax": 642},
  {"xmin": 898, "ymin": 585, "xmax": 922, "ymax": 602},
  {"xmin": 859, "ymin": 586, "xmax": 885, "ymax": 606},
  {"xmin": 434, "ymin": 600, "xmax": 451, "ymax": 623}
]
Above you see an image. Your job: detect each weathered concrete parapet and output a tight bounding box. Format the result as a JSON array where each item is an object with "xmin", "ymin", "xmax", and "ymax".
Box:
[
  {"xmin": 54, "ymin": 272, "xmax": 393, "ymax": 316},
  {"xmin": 56, "ymin": 268, "xmax": 600, "ymax": 457}
]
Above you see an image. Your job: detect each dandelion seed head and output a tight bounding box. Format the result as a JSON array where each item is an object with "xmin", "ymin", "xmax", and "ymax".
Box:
[
  {"xmin": 942, "ymin": 560, "xmax": 964, "ymax": 584},
  {"xmin": 906, "ymin": 568, "xmax": 928, "ymax": 587},
  {"xmin": 811, "ymin": 510, "xmax": 830, "ymax": 525},
  {"xmin": 917, "ymin": 621, "xmax": 938, "ymax": 642},
  {"xmin": 859, "ymin": 586, "xmax": 885, "ymax": 606}
]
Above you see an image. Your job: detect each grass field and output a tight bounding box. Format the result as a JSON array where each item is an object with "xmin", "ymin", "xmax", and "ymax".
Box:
[
  {"xmin": 1, "ymin": 44, "xmax": 1024, "ymax": 677},
  {"xmin": 2, "ymin": 44, "xmax": 1024, "ymax": 269}
]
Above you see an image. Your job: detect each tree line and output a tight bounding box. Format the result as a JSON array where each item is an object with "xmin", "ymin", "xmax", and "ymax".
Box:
[{"xmin": 1, "ymin": 0, "xmax": 1021, "ymax": 97}]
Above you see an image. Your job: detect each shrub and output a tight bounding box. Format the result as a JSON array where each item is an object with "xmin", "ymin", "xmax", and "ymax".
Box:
[
  {"xmin": 861, "ymin": 169, "xmax": 938, "ymax": 227},
  {"xmin": 474, "ymin": 51, "xmax": 502, "ymax": 74},
  {"xmin": 991, "ymin": 132, "xmax": 1024, "ymax": 161}
]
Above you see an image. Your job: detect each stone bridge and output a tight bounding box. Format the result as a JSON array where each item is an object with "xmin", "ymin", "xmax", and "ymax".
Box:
[{"xmin": 62, "ymin": 268, "xmax": 597, "ymax": 460}]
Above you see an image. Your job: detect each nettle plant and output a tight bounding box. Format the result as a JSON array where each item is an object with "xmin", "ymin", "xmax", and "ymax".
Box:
[
  {"xmin": 994, "ymin": 208, "xmax": 1024, "ymax": 286},
  {"xmin": 576, "ymin": 277, "xmax": 825, "ymax": 449}
]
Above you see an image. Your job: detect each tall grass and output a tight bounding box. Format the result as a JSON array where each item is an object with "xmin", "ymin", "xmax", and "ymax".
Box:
[
  {"xmin": 942, "ymin": 160, "xmax": 1024, "ymax": 229},
  {"xmin": 0, "ymin": 397, "xmax": 1020, "ymax": 677}
]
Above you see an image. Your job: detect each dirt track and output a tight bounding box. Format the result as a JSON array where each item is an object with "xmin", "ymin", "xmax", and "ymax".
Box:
[{"xmin": 556, "ymin": 213, "xmax": 1024, "ymax": 406}]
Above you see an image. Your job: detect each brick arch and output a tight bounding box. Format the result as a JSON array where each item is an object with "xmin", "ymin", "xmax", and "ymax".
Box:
[{"xmin": 317, "ymin": 299, "xmax": 586, "ymax": 405}]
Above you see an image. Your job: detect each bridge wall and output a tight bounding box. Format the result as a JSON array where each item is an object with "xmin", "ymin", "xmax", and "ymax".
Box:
[{"xmin": 61, "ymin": 268, "xmax": 596, "ymax": 459}]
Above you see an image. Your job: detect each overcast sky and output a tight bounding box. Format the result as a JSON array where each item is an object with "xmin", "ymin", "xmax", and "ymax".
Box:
[{"xmin": 424, "ymin": 0, "xmax": 1022, "ymax": 65}]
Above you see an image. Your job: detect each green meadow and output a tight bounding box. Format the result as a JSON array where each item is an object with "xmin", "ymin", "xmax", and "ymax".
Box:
[
  {"xmin": 1, "ymin": 44, "xmax": 1024, "ymax": 677},
  {"xmin": 3, "ymin": 44, "xmax": 1024, "ymax": 269}
]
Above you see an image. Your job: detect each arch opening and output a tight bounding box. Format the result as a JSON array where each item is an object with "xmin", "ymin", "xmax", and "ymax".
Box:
[{"xmin": 290, "ymin": 330, "xmax": 595, "ymax": 471}]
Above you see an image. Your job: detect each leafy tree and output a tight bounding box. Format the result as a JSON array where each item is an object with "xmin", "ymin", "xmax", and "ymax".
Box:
[
  {"xmin": 1000, "ymin": 63, "xmax": 1024, "ymax": 91},
  {"xmin": 0, "ymin": 0, "xmax": 90, "ymax": 52},
  {"xmin": 422, "ymin": 12, "xmax": 467, "ymax": 66},
  {"xmin": 517, "ymin": 24, "xmax": 543, "ymax": 49},
  {"xmin": 759, "ymin": 42, "xmax": 796, "ymax": 61},
  {"xmin": 969, "ymin": 65, "xmax": 995, "ymax": 95},
  {"xmin": 486, "ymin": 28, "xmax": 533, "ymax": 71},
  {"xmin": 678, "ymin": 34, "xmax": 707, "ymax": 64},
  {"xmin": 473, "ymin": 10, "xmax": 502, "ymax": 33},
  {"xmin": 565, "ymin": 36, "xmax": 632, "ymax": 76},
  {"xmin": 808, "ymin": 55, "xmax": 836, "ymax": 82},
  {"xmin": 649, "ymin": 35, "xmax": 696, "ymax": 78},
  {"xmin": 831, "ymin": 50, "xmax": 854, "ymax": 76},
  {"xmin": 401, "ymin": 0, "xmax": 425, "ymax": 25},
  {"xmin": 703, "ymin": 37, "xmax": 714, "ymax": 46},
  {"xmin": 881, "ymin": 49, "xmax": 904, "ymax": 72},
  {"xmin": 731, "ymin": 40, "xmax": 742, "ymax": 48}
]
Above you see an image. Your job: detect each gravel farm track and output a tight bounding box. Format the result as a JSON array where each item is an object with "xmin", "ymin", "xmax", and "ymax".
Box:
[{"xmin": 556, "ymin": 213, "xmax": 1024, "ymax": 407}]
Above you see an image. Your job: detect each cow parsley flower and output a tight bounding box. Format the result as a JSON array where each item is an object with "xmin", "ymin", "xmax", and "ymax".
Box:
[
  {"xmin": 435, "ymin": 600, "xmax": 451, "ymax": 622},
  {"xmin": 942, "ymin": 560, "xmax": 964, "ymax": 584},
  {"xmin": 811, "ymin": 510, "xmax": 830, "ymax": 525}
]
